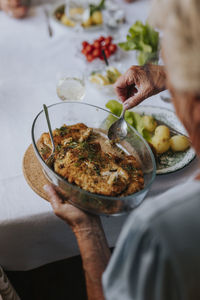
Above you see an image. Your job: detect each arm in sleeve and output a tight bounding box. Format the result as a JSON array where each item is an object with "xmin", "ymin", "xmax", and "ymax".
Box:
[{"xmin": 102, "ymin": 218, "xmax": 181, "ymax": 300}]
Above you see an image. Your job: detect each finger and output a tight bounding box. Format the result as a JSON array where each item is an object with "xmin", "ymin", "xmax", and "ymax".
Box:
[
  {"xmin": 126, "ymin": 85, "xmax": 138, "ymax": 99},
  {"xmin": 11, "ymin": 5, "xmax": 27, "ymax": 18},
  {"xmin": 123, "ymin": 93, "xmax": 145, "ymax": 110},
  {"xmin": 115, "ymin": 85, "xmax": 138, "ymax": 104},
  {"xmin": 114, "ymin": 81, "xmax": 130, "ymax": 102},
  {"xmin": 114, "ymin": 77, "xmax": 126, "ymax": 101},
  {"xmin": 3, "ymin": 4, "xmax": 28, "ymax": 18},
  {"xmin": 43, "ymin": 184, "xmax": 62, "ymax": 210},
  {"xmin": 114, "ymin": 69, "xmax": 137, "ymax": 101},
  {"xmin": 114, "ymin": 75, "xmax": 126, "ymax": 92},
  {"xmin": 114, "ymin": 69, "xmax": 135, "ymax": 90},
  {"xmin": 114, "ymin": 87, "xmax": 127, "ymax": 102},
  {"xmin": 2, "ymin": 0, "xmax": 21, "ymax": 8}
]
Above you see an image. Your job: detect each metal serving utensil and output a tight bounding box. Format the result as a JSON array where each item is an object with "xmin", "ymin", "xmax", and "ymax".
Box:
[
  {"xmin": 160, "ymin": 95, "xmax": 171, "ymax": 103},
  {"xmin": 156, "ymin": 119, "xmax": 189, "ymax": 139},
  {"xmin": 107, "ymin": 107, "xmax": 190, "ymax": 142},
  {"xmin": 43, "ymin": 104, "xmax": 56, "ymax": 168},
  {"xmin": 44, "ymin": 7, "xmax": 53, "ymax": 37},
  {"xmin": 108, "ymin": 107, "xmax": 128, "ymax": 141}
]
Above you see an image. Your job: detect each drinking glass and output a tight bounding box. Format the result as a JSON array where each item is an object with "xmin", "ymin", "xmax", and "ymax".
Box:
[
  {"xmin": 65, "ymin": 0, "xmax": 89, "ymax": 27},
  {"xmin": 56, "ymin": 70, "xmax": 85, "ymax": 101}
]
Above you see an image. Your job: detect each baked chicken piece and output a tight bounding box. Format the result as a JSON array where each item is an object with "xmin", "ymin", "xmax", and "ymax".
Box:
[{"xmin": 38, "ymin": 123, "xmax": 144, "ymax": 196}]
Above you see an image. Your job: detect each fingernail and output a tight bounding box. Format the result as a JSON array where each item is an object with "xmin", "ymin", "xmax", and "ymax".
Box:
[{"xmin": 123, "ymin": 102, "xmax": 129, "ymax": 110}]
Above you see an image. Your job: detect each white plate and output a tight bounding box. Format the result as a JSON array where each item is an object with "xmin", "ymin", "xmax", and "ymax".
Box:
[
  {"xmin": 133, "ymin": 105, "xmax": 196, "ymax": 175},
  {"xmin": 51, "ymin": 3, "xmax": 104, "ymax": 32},
  {"xmin": 51, "ymin": 2, "xmax": 125, "ymax": 33}
]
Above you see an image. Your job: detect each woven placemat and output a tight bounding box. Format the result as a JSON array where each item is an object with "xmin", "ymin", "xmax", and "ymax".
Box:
[{"xmin": 23, "ymin": 145, "xmax": 50, "ymax": 201}]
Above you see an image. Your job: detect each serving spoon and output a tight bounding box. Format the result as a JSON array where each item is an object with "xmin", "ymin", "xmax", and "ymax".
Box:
[
  {"xmin": 107, "ymin": 106, "xmax": 190, "ymax": 142},
  {"xmin": 108, "ymin": 106, "xmax": 128, "ymax": 141},
  {"xmin": 43, "ymin": 104, "xmax": 56, "ymax": 168}
]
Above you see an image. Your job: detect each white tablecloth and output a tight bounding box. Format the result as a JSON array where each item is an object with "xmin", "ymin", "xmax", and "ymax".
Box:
[{"xmin": 0, "ymin": 0, "xmax": 199, "ymax": 271}]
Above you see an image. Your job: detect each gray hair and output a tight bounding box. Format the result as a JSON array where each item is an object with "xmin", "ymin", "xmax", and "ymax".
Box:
[{"xmin": 149, "ymin": 0, "xmax": 200, "ymax": 93}]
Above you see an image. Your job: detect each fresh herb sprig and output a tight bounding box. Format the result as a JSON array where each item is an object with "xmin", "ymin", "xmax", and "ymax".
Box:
[{"xmin": 89, "ymin": 0, "xmax": 105, "ymax": 17}]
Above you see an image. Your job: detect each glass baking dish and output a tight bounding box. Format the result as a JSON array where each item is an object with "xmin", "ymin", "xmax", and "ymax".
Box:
[{"xmin": 32, "ymin": 102, "xmax": 156, "ymax": 216}]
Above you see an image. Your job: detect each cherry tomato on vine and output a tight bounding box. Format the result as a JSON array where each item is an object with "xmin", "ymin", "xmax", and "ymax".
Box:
[
  {"xmin": 104, "ymin": 36, "xmax": 112, "ymax": 46},
  {"xmin": 85, "ymin": 45, "xmax": 94, "ymax": 54},
  {"xmin": 104, "ymin": 49, "xmax": 111, "ymax": 58},
  {"xmin": 86, "ymin": 54, "xmax": 94, "ymax": 62},
  {"xmin": 93, "ymin": 48, "xmax": 101, "ymax": 58},
  {"xmin": 98, "ymin": 36, "xmax": 105, "ymax": 43},
  {"xmin": 82, "ymin": 41, "xmax": 89, "ymax": 48},
  {"xmin": 109, "ymin": 44, "xmax": 117, "ymax": 54},
  {"xmin": 93, "ymin": 41, "xmax": 101, "ymax": 49}
]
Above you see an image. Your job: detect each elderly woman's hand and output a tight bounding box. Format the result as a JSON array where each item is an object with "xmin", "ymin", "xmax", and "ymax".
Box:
[
  {"xmin": 124, "ymin": 0, "xmax": 137, "ymax": 2},
  {"xmin": 0, "ymin": 0, "xmax": 28, "ymax": 18},
  {"xmin": 44, "ymin": 184, "xmax": 101, "ymax": 233},
  {"xmin": 44, "ymin": 184, "xmax": 110, "ymax": 300},
  {"xmin": 114, "ymin": 65, "xmax": 166, "ymax": 110}
]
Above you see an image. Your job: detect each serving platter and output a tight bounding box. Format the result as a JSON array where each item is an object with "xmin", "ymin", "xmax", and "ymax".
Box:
[
  {"xmin": 52, "ymin": 3, "xmax": 103, "ymax": 32},
  {"xmin": 133, "ymin": 105, "xmax": 196, "ymax": 175},
  {"xmin": 51, "ymin": 2, "xmax": 125, "ymax": 32}
]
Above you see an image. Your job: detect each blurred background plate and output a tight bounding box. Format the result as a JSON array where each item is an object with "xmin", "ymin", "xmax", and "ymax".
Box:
[
  {"xmin": 51, "ymin": 3, "xmax": 103, "ymax": 32},
  {"xmin": 133, "ymin": 105, "xmax": 196, "ymax": 175},
  {"xmin": 51, "ymin": 0, "xmax": 125, "ymax": 33}
]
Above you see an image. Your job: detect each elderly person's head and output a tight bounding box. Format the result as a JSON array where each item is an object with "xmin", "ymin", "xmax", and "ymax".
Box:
[{"xmin": 149, "ymin": 0, "xmax": 200, "ymax": 155}]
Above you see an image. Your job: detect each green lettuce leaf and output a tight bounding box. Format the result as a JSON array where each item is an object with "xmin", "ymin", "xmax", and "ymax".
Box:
[
  {"xmin": 106, "ymin": 100, "xmax": 122, "ymax": 117},
  {"xmin": 105, "ymin": 100, "xmax": 153, "ymax": 142},
  {"xmin": 118, "ymin": 21, "xmax": 159, "ymax": 65},
  {"xmin": 90, "ymin": 0, "xmax": 105, "ymax": 16}
]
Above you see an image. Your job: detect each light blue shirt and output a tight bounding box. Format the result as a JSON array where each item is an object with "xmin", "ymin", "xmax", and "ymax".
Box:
[{"xmin": 103, "ymin": 179, "xmax": 200, "ymax": 300}]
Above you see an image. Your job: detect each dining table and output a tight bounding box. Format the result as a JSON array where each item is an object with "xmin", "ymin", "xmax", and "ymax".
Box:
[{"xmin": 0, "ymin": 0, "xmax": 199, "ymax": 271}]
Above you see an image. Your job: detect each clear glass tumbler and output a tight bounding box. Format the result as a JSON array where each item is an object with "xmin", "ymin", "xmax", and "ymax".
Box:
[{"xmin": 56, "ymin": 70, "xmax": 85, "ymax": 101}]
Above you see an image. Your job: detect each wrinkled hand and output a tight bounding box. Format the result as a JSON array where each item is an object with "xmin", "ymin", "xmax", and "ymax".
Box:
[
  {"xmin": 124, "ymin": 0, "xmax": 137, "ymax": 2},
  {"xmin": 0, "ymin": 0, "xmax": 28, "ymax": 18},
  {"xmin": 44, "ymin": 184, "xmax": 101, "ymax": 232},
  {"xmin": 114, "ymin": 64, "xmax": 166, "ymax": 110}
]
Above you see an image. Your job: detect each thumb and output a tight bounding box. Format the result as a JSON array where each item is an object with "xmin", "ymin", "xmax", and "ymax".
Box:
[
  {"xmin": 43, "ymin": 184, "xmax": 61, "ymax": 210},
  {"xmin": 123, "ymin": 93, "xmax": 145, "ymax": 110}
]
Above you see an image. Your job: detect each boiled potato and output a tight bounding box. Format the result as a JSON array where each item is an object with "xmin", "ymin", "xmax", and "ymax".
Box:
[
  {"xmin": 170, "ymin": 135, "xmax": 190, "ymax": 152},
  {"xmin": 151, "ymin": 135, "xmax": 170, "ymax": 154},
  {"xmin": 61, "ymin": 15, "xmax": 75, "ymax": 27},
  {"xmin": 142, "ymin": 115, "xmax": 157, "ymax": 132},
  {"xmin": 150, "ymin": 125, "xmax": 171, "ymax": 153},
  {"xmin": 91, "ymin": 11, "xmax": 103, "ymax": 25},
  {"xmin": 154, "ymin": 125, "xmax": 170, "ymax": 140}
]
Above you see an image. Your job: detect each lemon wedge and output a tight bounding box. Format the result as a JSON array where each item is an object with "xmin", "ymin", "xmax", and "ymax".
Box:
[
  {"xmin": 90, "ymin": 74, "xmax": 110, "ymax": 86},
  {"xmin": 106, "ymin": 67, "xmax": 121, "ymax": 84},
  {"xmin": 107, "ymin": 67, "xmax": 121, "ymax": 76}
]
